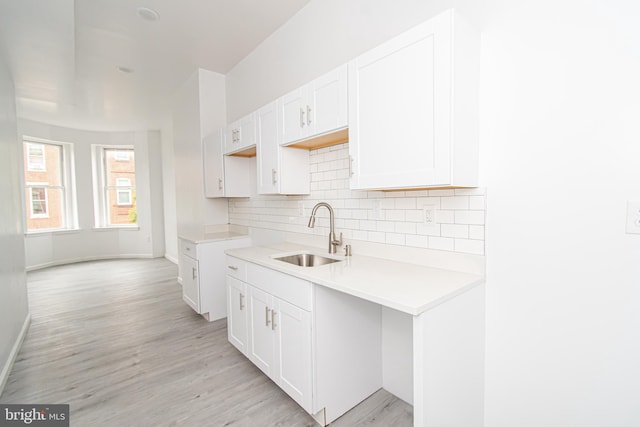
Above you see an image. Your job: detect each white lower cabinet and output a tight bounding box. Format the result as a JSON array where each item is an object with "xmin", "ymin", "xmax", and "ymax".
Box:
[
  {"xmin": 225, "ymin": 256, "xmax": 380, "ymax": 426},
  {"xmin": 250, "ymin": 288, "xmax": 313, "ymax": 411},
  {"xmin": 226, "ymin": 275, "xmax": 249, "ymax": 355},
  {"xmin": 178, "ymin": 236, "xmax": 251, "ymax": 321}
]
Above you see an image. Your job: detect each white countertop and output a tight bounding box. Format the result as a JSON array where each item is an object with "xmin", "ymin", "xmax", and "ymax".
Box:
[
  {"xmin": 179, "ymin": 231, "xmax": 250, "ymax": 244},
  {"xmin": 225, "ymin": 242, "xmax": 484, "ymax": 316}
]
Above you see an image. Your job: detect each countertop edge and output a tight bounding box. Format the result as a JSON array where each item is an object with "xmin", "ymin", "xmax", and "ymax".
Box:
[{"xmin": 225, "ymin": 245, "xmax": 484, "ymax": 316}]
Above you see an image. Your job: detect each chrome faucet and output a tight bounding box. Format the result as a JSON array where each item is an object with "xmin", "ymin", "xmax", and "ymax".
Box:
[{"xmin": 308, "ymin": 202, "xmax": 342, "ymax": 254}]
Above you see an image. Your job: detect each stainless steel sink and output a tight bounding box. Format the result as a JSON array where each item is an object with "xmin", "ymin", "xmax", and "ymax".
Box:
[{"xmin": 274, "ymin": 253, "xmax": 341, "ymax": 267}]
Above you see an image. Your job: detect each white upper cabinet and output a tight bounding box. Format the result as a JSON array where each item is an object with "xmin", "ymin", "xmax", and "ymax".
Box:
[
  {"xmin": 257, "ymin": 101, "xmax": 310, "ymax": 195},
  {"xmin": 348, "ymin": 9, "xmax": 479, "ymax": 190},
  {"xmin": 203, "ymin": 129, "xmax": 252, "ymax": 198},
  {"xmin": 280, "ymin": 65, "xmax": 348, "ymax": 146},
  {"xmin": 224, "ymin": 112, "xmax": 256, "ymax": 155}
]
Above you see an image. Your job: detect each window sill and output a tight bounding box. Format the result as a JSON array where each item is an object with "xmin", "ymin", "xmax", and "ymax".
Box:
[
  {"xmin": 25, "ymin": 228, "xmax": 81, "ymax": 237},
  {"xmin": 92, "ymin": 226, "xmax": 140, "ymax": 232}
]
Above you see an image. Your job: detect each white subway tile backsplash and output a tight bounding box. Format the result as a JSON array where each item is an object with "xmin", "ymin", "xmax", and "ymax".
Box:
[
  {"xmin": 395, "ymin": 198, "xmax": 417, "ymax": 209},
  {"xmin": 455, "ymin": 210, "xmax": 485, "ymax": 225},
  {"xmin": 429, "ymin": 236, "xmax": 455, "ymax": 251},
  {"xmin": 469, "ymin": 195, "xmax": 486, "ymax": 210},
  {"xmin": 405, "ymin": 210, "xmax": 424, "ymax": 223},
  {"xmin": 441, "ymin": 196, "xmax": 469, "ymax": 210},
  {"xmin": 228, "ymin": 142, "xmax": 485, "ymax": 256},
  {"xmin": 469, "ymin": 225, "xmax": 485, "ymax": 240},
  {"xmin": 405, "ymin": 234, "xmax": 429, "ymax": 248},
  {"xmin": 377, "ymin": 221, "xmax": 395, "ymax": 233},
  {"xmin": 368, "ymin": 231, "xmax": 386, "ymax": 243},
  {"xmin": 395, "ymin": 222, "xmax": 417, "ymax": 234},
  {"xmin": 454, "ymin": 238, "xmax": 485, "ymax": 255},
  {"xmin": 441, "ymin": 224, "xmax": 469, "ymax": 238},
  {"xmin": 386, "ymin": 233, "xmax": 406, "ymax": 245},
  {"xmin": 435, "ymin": 210, "xmax": 455, "ymax": 224}
]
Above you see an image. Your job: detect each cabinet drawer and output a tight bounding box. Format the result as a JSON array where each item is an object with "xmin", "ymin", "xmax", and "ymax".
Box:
[
  {"xmin": 181, "ymin": 240, "xmax": 197, "ymax": 258},
  {"xmin": 246, "ymin": 263, "xmax": 312, "ymax": 311},
  {"xmin": 225, "ymin": 256, "xmax": 247, "ymax": 282}
]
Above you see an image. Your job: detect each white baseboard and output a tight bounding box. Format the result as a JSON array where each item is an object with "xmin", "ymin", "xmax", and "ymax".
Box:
[
  {"xmin": 0, "ymin": 313, "xmax": 31, "ymax": 396},
  {"xmin": 164, "ymin": 253, "xmax": 178, "ymax": 265}
]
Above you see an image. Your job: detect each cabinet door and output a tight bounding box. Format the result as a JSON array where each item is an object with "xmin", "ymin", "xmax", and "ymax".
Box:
[
  {"xmin": 181, "ymin": 254, "xmax": 200, "ymax": 313},
  {"xmin": 227, "ymin": 276, "xmax": 248, "ymax": 355},
  {"xmin": 248, "ymin": 285, "xmax": 275, "ymax": 376},
  {"xmin": 348, "ymin": 13, "xmax": 452, "ymax": 190},
  {"xmin": 224, "ymin": 113, "xmax": 256, "ymax": 154},
  {"xmin": 256, "ymin": 101, "xmax": 280, "ymax": 194},
  {"xmin": 203, "ymin": 130, "xmax": 224, "ymax": 198},
  {"xmin": 310, "ymin": 65, "xmax": 348, "ymax": 137},
  {"xmin": 280, "ymin": 87, "xmax": 308, "ymax": 145},
  {"xmin": 273, "ymin": 297, "xmax": 313, "ymax": 413}
]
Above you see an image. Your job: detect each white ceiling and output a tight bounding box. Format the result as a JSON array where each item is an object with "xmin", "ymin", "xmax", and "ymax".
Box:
[{"xmin": 0, "ymin": 0, "xmax": 311, "ymax": 131}]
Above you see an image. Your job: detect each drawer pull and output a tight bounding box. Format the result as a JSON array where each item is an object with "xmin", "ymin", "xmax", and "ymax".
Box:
[
  {"xmin": 227, "ymin": 266, "xmax": 239, "ymax": 271},
  {"xmin": 239, "ymin": 293, "xmax": 244, "ymax": 311},
  {"xmin": 265, "ymin": 306, "xmax": 271, "ymax": 327},
  {"xmin": 192, "ymin": 267, "xmax": 197, "ymax": 280}
]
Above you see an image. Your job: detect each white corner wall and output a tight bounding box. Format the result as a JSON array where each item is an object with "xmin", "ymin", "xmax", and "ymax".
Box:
[
  {"xmin": 19, "ymin": 120, "xmax": 166, "ymax": 270},
  {"xmin": 226, "ymin": 0, "xmax": 640, "ymax": 425},
  {"xmin": 0, "ymin": 61, "xmax": 29, "ymax": 395},
  {"xmin": 172, "ymin": 69, "xmax": 229, "ymax": 239}
]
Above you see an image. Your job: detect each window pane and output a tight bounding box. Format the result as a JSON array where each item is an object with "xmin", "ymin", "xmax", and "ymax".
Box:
[
  {"xmin": 24, "ymin": 143, "xmax": 62, "ymax": 185},
  {"xmin": 25, "ymin": 187, "xmax": 65, "ymax": 230},
  {"xmin": 104, "ymin": 148, "xmax": 136, "ymax": 225},
  {"xmin": 107, "ymin": 188, "xmax": 137, "ymax": 225},
  {"xmin": 27, "ymin": 143, "xmax": 45, "ymax": 171},
  {"xmin": 23, "ymin": 141, "xmax": 67, "ymax": 232}
]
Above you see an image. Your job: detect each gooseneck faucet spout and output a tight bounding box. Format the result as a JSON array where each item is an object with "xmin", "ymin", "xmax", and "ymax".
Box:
[{"xmin": 308, "ymin": 202, "xmax": 342, "ymax": 254}]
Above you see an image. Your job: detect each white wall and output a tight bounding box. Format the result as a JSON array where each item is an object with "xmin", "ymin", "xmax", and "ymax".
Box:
[
  {"xmin": 226, "ymin": 0, "xmax": 640, "ymax": 424},
  {"xmin": 19, "ymin": 120, "xmax": 165, "ymax": 269},
  {"xmin": 161, "ymin": 122, "xmax": 179, "ymax": 263},
  {"xmin": 0, "ymin": 60, "xmax": 29, "ymax": 395},
  {"xmin": 172, "ymin": 69, "xmax": 228, "ymax": 239}
]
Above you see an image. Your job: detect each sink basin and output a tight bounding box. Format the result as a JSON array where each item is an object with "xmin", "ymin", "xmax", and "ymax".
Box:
[{"xmin": 274, "ymin": 253, "xmax": 342, "ymax": 267}]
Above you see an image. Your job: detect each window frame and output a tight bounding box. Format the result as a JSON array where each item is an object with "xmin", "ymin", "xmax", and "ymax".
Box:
[
  {"xmin": 92, "ymin": 145, "xmax": 137, "ymax": 228},
  {"xmin": 22, "ymin": 137, "xmax": 78, "ymax": 234}
]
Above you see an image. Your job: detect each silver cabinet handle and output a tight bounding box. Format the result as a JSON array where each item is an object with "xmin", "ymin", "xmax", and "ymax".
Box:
[
  {"xmin": 192, "ymin": 267, "xmax": 197, "ymax": 280},
  {"xmin": 236, "ymin": 127, "xmax": 241, "ymax": 142},
  {"xmin": 218, "ymin": 178, "xmax": 223, "ymax": 190},
  {"xmin": 307, "ymin": 105, "xmax": 312, "ymax": 126},
  {"xmin": 239, "ymin": 293, "xmax": 244, "ymax": 311},
  {"xmin": 349, "ymin": 155, "xmax": 355, "ymax": 177},
  {"xmin": 271, "ymin": 310, "xmax": 277, "ymax": 330},
  {"xmin": 265, "ymin": 306, "xmax": 271, "ymax": 327},
  {"xmin": 300, "ymin": 107, "xmax": 305, "ymax": 128},
  {"xmin": 227, "ymin": 265, "xmax": 238, "ymax": 271},
  {"xmin": 271, "ymin": 168, "xmax": 277, "ymax": 184},
  {"xmin": 232, "ymin": 129, "xmax": 236, "ymax": 143}
]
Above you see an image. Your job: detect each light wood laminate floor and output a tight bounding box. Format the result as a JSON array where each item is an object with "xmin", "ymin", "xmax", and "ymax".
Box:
[{"xmin": 1, "ymin": 258, "xmax": 412, "ymax": 426}]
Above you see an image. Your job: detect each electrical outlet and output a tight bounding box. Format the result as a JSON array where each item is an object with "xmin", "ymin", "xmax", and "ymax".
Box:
[
  {"xmin": 626, "ymin": 201, "xmax": 640, "ymax": 235},
  {"xmin": 423, "ymin": 205, "xmax": 437, "ymax": 224}
]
